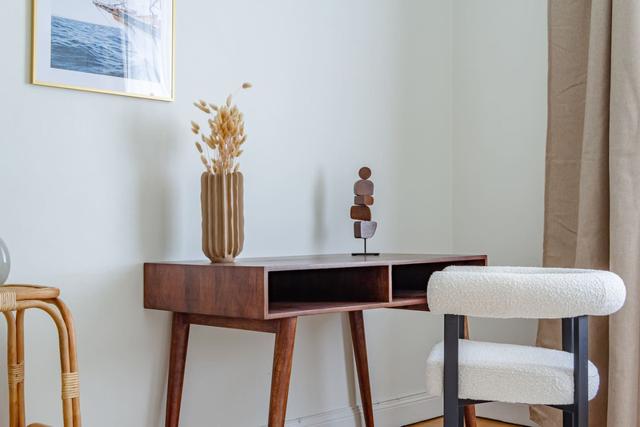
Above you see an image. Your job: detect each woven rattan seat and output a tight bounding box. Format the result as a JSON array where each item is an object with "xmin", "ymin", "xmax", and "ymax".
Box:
[{"xmin": 0, "ymin": 285, "xmax": 60, "ymax": 301}]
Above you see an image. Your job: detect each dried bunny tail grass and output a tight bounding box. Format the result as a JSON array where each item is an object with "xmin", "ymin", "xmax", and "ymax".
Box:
[
  {"xmin": 203, "ymin": 135, "xmax": 216, "ymax": 150},
  {"xmin": 214, "ymin": 158, "xmax": 224, "ymax": 174},
  {"xmin": 200, "ymin": 154, "xmax": 212, "ymax": 170},
  {"xmin": 193, "ymin": 102, "xmax": 211, "ymax": 114},
  {"xmin": 191, "ymin": 83, "xmax": 252, "ymax": 175}
]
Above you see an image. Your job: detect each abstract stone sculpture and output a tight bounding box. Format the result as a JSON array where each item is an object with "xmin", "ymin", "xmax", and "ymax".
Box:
[{"xmin": 351, "ymin": 167, "xmax": 379, "ymax": 256}]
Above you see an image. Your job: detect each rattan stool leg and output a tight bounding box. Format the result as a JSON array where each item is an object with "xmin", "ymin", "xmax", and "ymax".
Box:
[
  {"xmin": 16, "ymin": 310, "xmax": 26, "ymax": 427},
  {"xmin": 16, "ymin": 301, "xmax": 73, "ymax": 427},
  {"xmin": 3, "ymin": 311, "xmax": 20, "ymax": 427},
  {"xmin": 51, "ymin": 299, "xmax": 80, "ymax": 427}
]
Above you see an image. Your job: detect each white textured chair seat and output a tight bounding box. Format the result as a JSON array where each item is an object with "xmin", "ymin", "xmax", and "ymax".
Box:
[
  {"xmin": 426, "ymin": 339, "xmax": 599, "ymax": 405},
  {"xmin": 427, "ymin": 266, "xmax": 626, "ymax": 319}
]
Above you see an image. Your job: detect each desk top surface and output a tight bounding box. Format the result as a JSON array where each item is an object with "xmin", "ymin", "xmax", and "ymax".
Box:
[{"xmin": 146, "ymin": 253, "xmax": 487, "ymax": 271}]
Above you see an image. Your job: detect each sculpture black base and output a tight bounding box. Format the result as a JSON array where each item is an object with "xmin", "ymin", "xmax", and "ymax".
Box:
[{"xmin": 352, "ymin": 238, "xmax": 378, "ymax": 256}]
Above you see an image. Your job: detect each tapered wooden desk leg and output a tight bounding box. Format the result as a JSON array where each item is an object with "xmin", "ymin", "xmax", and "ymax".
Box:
[
  {"xmin": 462, "ymin": 316, "xmax": 477, "ymax": 427},
  {"xmin": 268, "ymin": 317, "xmax": 297, "ymax": 427},
  {"xmin": 166, "ymin": 313, "xmax": 191, "ymax": 427},
  {"xmin": 348, "ymin": 311, "xmax": 375, "ymax": 427}
]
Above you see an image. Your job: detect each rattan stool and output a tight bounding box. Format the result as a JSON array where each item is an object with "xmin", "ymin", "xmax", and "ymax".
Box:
[{"xmin": 0, "ymin": 285, "xmax": 81, "ymax": 427}]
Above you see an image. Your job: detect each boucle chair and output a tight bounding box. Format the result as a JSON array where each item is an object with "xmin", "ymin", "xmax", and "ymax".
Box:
[{"xmin": 425, "ymin": 266, "xmax": 626, "ymax": 427}]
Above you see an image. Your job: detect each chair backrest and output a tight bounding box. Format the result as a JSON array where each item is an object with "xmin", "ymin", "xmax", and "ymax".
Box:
[{"xmin": 427, "ymin": 266, "xmax": 626, "ymax": 319}]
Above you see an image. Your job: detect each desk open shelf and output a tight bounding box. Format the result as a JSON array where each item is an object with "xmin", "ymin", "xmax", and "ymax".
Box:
[{"xmin": 267, "ymin": 265, "xmax": 390, "ymax": 317}]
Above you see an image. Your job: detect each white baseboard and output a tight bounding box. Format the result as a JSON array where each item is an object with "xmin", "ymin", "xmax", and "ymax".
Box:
[
  {"xmin": 276, "ymin": 392, "xmax": 537, "ymax": 427},
  {"xmin": 371, "ymin": 392, "xmax": 442, "ymax": 427},
  {"xmin": 281, "ymin": 405, "xmax": 360, "ymax": 427},
  {"xmin": 277, "ymin": 392, "xmax": 438, "ymax": 427}
]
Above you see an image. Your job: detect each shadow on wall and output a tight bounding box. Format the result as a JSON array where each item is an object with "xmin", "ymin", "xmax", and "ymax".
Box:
[
  {"xmin": 126, "ymin": 109, "xmax": 179, "ymax": 259},
  {"xmin": 313, "ymin": 169, "xmax": 359, "ymax": 413},
  {"xmin": 312, "ymin": 168, "xmax": 328, "ymax": 253},
  {"xmin": 340, "ymin": 314, "xmax": 359, "ymax": 413},
  {"xmin": 126, "ymin": 109, "xmax": 179, "ymax": 426},
  {"xmin": 24, "ymin": 0, "xmax": 31, "ymax": 83}
]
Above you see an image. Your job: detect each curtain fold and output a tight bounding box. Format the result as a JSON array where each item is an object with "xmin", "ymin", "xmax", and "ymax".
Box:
[{"xmin": 532, "ymin": 0, "xmax": 640, "ymax": 426}]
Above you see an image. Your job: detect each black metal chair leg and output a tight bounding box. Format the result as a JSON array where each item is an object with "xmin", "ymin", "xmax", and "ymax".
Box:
[
  {"xmin": 444, "ymin": 314, "xmax": 461, "ymax": 427},
  {"xmin": 459, "ymin": 315, "xmax": 465, "ymax": 427},
  {"xmin": 573, "ymin": 316, "xmax": 588, "ymax": 427},
  {"xmin": 561, "ymin": 318, "xmax": 574, "ymax": 427},
  {"xmin": 563, "ymin": 410, "xmax": 573, "ymax": 427}
]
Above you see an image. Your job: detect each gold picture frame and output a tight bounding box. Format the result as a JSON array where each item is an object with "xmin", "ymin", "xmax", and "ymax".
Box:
[{"xmin": 31, "ymin": 0, "xmax": 175, "ymax": 101}]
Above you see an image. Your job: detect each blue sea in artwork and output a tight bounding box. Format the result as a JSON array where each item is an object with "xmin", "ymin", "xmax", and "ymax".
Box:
[{"xmin": 51, "ymin": 15, "xmax": 128, "ymax": 79}]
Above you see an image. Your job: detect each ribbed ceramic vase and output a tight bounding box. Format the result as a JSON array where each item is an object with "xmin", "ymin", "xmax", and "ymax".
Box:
[{"xmin": 201, "ymin": 172, "xmax": 244, "ymax": 263}]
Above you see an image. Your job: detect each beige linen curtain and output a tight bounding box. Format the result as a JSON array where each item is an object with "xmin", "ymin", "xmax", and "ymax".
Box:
[{"xmin": 531, "ymin": 0, "xmax": 640, "ymax": 426}]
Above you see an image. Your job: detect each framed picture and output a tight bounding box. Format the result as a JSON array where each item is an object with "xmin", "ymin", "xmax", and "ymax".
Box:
[{"xmin": 32, "ymin": 0, "xmax": 175, "ymax": 101}]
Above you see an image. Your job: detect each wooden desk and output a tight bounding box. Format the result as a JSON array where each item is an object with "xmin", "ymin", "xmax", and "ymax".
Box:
[{"xmin": 144, "ymin": 253, "xmax": 487, "ymax": 427}]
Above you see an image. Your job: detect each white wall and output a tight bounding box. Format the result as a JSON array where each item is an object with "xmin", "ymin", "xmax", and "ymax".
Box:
[
  {"xmin": 0, "ymin": 1, "xmax": 455, "ymax": 426},
  {"xmin": 452, "ymin": 1, "xmax": 547, "ymax": 423},
  {"xmin": 452, "ymin": 0, "xmax": 547, "ymax": 343}
]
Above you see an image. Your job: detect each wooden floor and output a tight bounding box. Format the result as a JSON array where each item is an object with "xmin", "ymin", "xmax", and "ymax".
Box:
[{"xmin": 408, "ymin": 417, "xmax": 520, "ymax": 427}]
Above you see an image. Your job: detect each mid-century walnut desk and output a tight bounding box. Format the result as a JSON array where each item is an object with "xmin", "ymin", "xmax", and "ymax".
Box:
[{"xmin": 144, "ymin": 253, "xmax": 487, "ymax": 427}]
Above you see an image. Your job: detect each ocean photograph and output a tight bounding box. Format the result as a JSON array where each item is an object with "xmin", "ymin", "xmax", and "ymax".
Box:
[
  {"xmin": 49, "ymin": 1, "xmax": 163, "ymax": 82},
  {"xmin": 51, "ymin": 15, "xmax": 128, "ymax": 78}
]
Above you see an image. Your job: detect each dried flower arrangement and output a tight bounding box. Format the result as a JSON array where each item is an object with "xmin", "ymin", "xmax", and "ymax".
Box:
[{"xmin": 191, "ymin": 82, "xmax": 252, "ymax": 175}]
